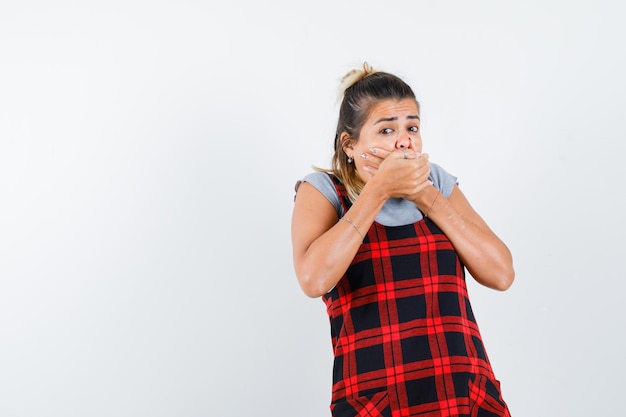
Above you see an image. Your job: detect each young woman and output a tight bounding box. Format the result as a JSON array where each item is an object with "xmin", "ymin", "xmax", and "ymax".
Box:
[{"xmin": 292, "ymin": 63, "xmax": 514, "ymax": 416}]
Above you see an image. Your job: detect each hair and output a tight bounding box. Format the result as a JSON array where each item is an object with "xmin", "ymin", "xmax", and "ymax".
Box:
[{"xmin": 316, "ymin": 62, "xmax": 420, "ymax": 203}]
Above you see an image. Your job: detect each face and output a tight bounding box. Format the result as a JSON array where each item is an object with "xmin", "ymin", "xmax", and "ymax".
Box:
[{"xmin": 343, "ymin": 98, "xmax": 422, "ymax": 179}]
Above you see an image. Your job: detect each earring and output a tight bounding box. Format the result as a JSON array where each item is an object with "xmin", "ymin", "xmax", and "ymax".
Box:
[{"xmin": 347, "ymin": 156, "xmax": 353, "ymax": 163}]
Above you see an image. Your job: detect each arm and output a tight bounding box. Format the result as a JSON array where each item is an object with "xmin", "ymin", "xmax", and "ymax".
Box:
[
  {"xmin": 291, "ymin": 180, "xmax": 387, "ymax": 298},
  {"xmin": 292, "ymin": 147, "xmax": 433, "ymax": 298},
  {"xmin": 411, "ymin": 185, "xmax": 515, "ymax": 291}
]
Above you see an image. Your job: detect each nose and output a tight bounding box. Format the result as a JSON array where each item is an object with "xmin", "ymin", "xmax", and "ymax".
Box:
[{"xmin": 396, "ymin": 135, "xmax": 411, "ymax": 149}]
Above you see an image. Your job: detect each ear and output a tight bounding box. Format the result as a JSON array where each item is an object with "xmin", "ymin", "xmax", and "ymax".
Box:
[{"xmin": 341, "ymin": 132, "xmax": 355, "ymax": 155}]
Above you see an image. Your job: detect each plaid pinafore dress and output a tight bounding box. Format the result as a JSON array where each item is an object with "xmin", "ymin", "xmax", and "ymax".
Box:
[{"xmin": 323, "ymin": 175, "xmax": 510, "ymax": 417}]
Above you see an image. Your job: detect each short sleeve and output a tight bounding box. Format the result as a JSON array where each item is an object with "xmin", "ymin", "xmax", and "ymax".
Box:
[
  {"xmin": 300, "ymin": 171, "xmax": 344, "ymax": 217},
  {"xmin": 429, "ymin": 162, "xmax": 458, "ymax": 198},
  {"xmin": 296, "ymin": 163, "xmax": 458, "ymax": 227}
]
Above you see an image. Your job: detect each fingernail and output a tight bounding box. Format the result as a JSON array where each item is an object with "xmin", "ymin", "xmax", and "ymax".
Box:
[
  {"xmin": 369, "ymin": 148, "xmax": 377, "ymax": 155},
  {"xmin": 360, "ymin": 153, "xmax": 367, "ymax": 160}
]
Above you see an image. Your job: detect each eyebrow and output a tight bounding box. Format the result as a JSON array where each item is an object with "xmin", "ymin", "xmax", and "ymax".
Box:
[{"xmin": 374, "ymin": 115, "xmax": 420, "ymax": 124}]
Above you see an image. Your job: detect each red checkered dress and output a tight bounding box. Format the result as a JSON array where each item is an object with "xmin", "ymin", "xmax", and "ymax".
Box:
[{"xmin": 323, "ymin": 175, "xmax": 510, "ymax": 417}]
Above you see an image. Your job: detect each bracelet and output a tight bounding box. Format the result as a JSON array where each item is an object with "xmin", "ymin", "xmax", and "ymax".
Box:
[
  {"xmin": 425, "ymin": 192, "xmax": 440, "ymax": 218},
  {"xmin": 342, "ymin": 216, "xmax": 364, "ymax": 238}
]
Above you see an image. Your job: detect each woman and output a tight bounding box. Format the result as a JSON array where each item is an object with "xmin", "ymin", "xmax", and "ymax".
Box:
[{"xmin": 291, "ymin": 63, "xmax": 514, "ymax": 417}]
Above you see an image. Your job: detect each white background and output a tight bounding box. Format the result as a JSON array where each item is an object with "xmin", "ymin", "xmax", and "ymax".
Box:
[{"xmin": 1, "ymin": 1, "xmax": 625, "ymax": 416}]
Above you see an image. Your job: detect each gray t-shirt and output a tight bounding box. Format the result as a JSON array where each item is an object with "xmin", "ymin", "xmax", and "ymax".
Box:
[{"xmin": 302, "ymin": 162, "xmax": 457, "ymax": 227}]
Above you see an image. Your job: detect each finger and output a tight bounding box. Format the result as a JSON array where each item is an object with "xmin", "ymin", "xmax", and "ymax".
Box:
[
  {"xmin": 397, "ymin": 148, "xmax": 421, "ymax": 160},
  {"xmin": 413, "ymin": 152, "xmax": 430, "ymax": 167},
  {"xmin": 362, "ymin": 164, "xmax": 378, "ymax": 179},
  {"xmin": 409, "ymin": 181, "xmax": 434, "ymax": 199},
  {"xmin": 393, "ymin": 148, "xmax": 412, "ymax": 160},
  {"xmin": 359, "ymin": 151, "xmax": 384, "ymax": 167},
  {"xmin": 368, "ymin": 147, "xmax": 393, "ymax": 160}
]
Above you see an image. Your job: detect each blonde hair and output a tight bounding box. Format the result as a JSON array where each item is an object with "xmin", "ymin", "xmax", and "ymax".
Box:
[
  {"xmin": 336, "ymin": 62, "xmax": 377, "ymax": 104},
  {"xmin": 317, "ymin": 62, "xmax": 419, "ymax": 203}
]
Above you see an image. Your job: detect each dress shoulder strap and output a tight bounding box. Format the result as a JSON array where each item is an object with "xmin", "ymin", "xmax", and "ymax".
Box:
[{"xmin": 326, "ymin": 173, "xmax": 353, "ymax": 213}]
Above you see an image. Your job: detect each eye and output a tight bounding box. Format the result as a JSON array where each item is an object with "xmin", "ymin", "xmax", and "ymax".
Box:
[
  {"xmin": 409, "ymin": 126, "xmax": 419, "ymax": 132},
  {"xmin": 380, "ymin": 128, "xmax": 393, "ymax": 134}
]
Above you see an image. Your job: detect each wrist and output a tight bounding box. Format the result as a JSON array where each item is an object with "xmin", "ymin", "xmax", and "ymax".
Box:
[
  {"xmin": 362, "ymin": 175, "xmax": 392, "ymax": 203},
  {"xmin": 412, "ymin": 186, "xmax": 439, "ymax": 213}
]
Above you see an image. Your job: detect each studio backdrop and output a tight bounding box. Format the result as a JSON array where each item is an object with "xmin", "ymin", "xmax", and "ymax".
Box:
[{"xmin": 1, "ymin": 1, "xmax": 624, "ymax": 416}]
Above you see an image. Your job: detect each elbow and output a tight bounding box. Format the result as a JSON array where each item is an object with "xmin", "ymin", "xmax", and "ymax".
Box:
[
  {"xmin": 295, "ymin": 255, "xmax": 339, "ymax": 298},
  {"xmin": 300, "ymin": 281, "xmax": 327, "ymax": 298},
  {"xmin": 493, "ymin": 265, "xmax": 515, "ymax": 291},
  {"xmin": 473, "ymin": 260, "xmax": 515, "ymax": 291},
  {"xmin": 302, "ymin": 287, "xmax": 325, "ymax": 298},
  {"xmin": 489, "ymin": 248, "xmax": 515, "ymax": 291},
  {"xmin": 297, "ymin": 271, "xmax": 329, "ymax": 299}
]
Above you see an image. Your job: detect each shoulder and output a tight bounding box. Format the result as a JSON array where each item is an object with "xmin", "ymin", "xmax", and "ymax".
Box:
[
  {"xmin": 298, "ymin": 171, "xmax": 343, "ymax": 216},
  {"xmin": 429, "ymin": 162, "xmax": 458, "ymax": 199},
  {"xmin": 303, "ymin": 171, "xmax": 333, "ymax": 186}
]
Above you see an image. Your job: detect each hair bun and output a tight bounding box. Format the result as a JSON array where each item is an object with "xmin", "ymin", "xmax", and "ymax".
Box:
[{"xmin": 337, "ymin": 62, "xmax": 376, "ymax": 101}]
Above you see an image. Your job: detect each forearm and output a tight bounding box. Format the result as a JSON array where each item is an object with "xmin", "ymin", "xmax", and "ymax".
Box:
[
  {"xmin": 413, "ymin": 186, "xmax": 515, "ymax": 290},
  {"xmin": 295, "ymin": 180, "xmax": 388, "ymax": 297}
]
